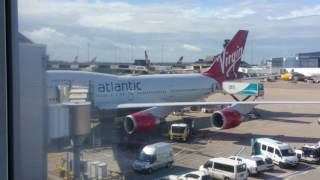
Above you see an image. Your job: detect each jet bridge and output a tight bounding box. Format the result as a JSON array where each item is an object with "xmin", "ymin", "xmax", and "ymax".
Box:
[{"xmin": 48, "ymin": 85, "xmax": 92, "ymax": 179}]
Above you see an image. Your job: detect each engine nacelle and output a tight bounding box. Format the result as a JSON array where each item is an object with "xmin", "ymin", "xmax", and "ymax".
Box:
[
  {"xmin": 211, "ymin": 108, "xmax": 242, "ymax": 129},
  {"xmin": 124, "ymin": 113, "xmax": 159, "ymax": 134}
]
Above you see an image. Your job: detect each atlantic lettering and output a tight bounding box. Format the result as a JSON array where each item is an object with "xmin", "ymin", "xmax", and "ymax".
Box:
[{"xmin": 97, "ymin": 81, "xmax": 142, "ymax": 93}]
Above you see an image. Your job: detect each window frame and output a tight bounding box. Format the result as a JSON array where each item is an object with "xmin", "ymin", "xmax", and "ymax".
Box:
[
  {"xmin": 275, "ymin": 149, "xmax": 281, "ymax": 157},
  {"xmin": 0, "ymin": 2, "xmax": 8, "ymax": 179},
  {"xmin": 214, "ymin": 162, "xmax": 235, "ymax": 173},
  {"xmin": 2, "ymin": 0, "xmax": 47, "ymax": 179},
  {"xmin": 262, "ymin": 144, "xmax": 267, "ymax": 151},
  {"xmin": 267, "ymin": 146, "xmax": 275, "ymax": 153}
]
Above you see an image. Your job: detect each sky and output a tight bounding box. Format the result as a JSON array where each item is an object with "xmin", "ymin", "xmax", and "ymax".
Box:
[{"xmin": 18, "ymin": 0, "xmax": 320, "ymax": 63}]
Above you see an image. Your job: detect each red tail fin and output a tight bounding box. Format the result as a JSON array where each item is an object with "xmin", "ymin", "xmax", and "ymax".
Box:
[{"xmin": 203, "ymin": 30, "xmax": 248, "ymax": 83}]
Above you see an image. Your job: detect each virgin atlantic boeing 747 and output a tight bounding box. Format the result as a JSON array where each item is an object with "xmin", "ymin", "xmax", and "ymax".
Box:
[{"xmin": 47, "ymin": 30, "xmax": 320, "ymax": 134}]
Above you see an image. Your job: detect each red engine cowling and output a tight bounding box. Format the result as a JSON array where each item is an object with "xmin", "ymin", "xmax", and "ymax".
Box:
[
  {"xmin": 211, "ymin": 108, "xmax": 242, "ymax": 129},
  {"xmin": 124, "ymin": 113, "xmax": 158, "ymax": 134}
]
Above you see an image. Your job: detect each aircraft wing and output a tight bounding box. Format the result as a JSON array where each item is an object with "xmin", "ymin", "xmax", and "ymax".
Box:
[{"xmin": 117, "ymin": 100, "xmax": 320, "ymax": 109}]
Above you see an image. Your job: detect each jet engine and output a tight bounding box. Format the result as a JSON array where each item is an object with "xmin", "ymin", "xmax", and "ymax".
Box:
[
  {"xmin": 124, "ymin": 113, "xmax": 158, "ymax": 134},
  {"xmin": 124, "ymin": 106, "xmax": 175, "ymax": 134},
  {"xmin": 211, "ymin": 108, "xmax": 243, "ymax": 129}
]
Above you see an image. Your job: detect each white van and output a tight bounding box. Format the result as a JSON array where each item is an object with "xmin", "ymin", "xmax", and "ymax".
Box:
[
  {"xmin": 255, "ymin": 138, "xmax": 298, "ymax": 168},
  {"xmin": 199, "ymin": 157, "xmax": 248, "ymax": 180},
  {"xmin": 132, "ymin": 142, "xmax": 174, "ymax": 173}
]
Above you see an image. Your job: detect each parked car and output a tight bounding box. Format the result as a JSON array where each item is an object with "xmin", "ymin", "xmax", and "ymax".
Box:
[
  {"xmin": 153, "ymin": 175, "xmax": 178, "ymax": 180},
  {"xmin": 229, "ymin": 155, "xmax": 266, "ymax": 175},
  {"xmin": 252, "ymin": 155, "xmax": 274, "ymax": 171},
  {"xmin": 154, "ymin": 171, "xmax": 211, "ymax": 180},
  {"xmin": 178, "ymin": 171, "xmax": 212, "ymax": 180}
]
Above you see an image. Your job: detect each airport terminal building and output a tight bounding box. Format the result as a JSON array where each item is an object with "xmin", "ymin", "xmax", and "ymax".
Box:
[{"xmin": 270, "ymin": 51, "xmax": 320, "ymax": 68}]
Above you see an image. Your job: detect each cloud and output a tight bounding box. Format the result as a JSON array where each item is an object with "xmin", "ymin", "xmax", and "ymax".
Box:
[
  {"xmin": 23, "ymin": 27, "xmax": 89, "ymax": 47},
  {"xmin": 78, "ymin": 13, "xmax": 134, "ymax": 29},
  {"xmin": 182, "ymin": 44, "xmax": 202, "ymax": 52},
  {"xmin": 223, "ymin": 8, "xmax": 256, "ymax": 19},
  {"xmin": 181, "ymin": 3, "xmax": 256, "ymax": 20},
  {"xmin": 23, "ymin": 27, "xmax": 66, "ymax": 44},
  {"xmin": 22, "ymin": 27, "xmax": 91, "ymax": 60},
  {"xmin": 267, "ymin": 5, "xmax": 320, "ymax": 20},
  {"xmin": 18, "ymin": 0, "xmax": 320, "ymax": 62},
  {"xmin": 112, "ymin": 42, "xmax": 147, "ymax": 50},
  {"xmin": 19, "ymin": 0, "xmax": 257, "ymax": 34},
  {"xmin": 210, "ymin": 7, "xmax": 256, "ymax": 19}
]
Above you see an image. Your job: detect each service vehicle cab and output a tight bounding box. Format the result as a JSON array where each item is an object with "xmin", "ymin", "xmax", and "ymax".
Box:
[
  {"xmin": 295, "ymin": 144, "xmax": 320, "ymax": 164},
  {"xmin": 229, "ymin": 155, "xmax": 266, "ymax": 175},
  {"xmin": 169, "ymin": 123, "xmax": 190, "ymax": 141},
  {"xmin": 253, "ymin": 138, "xmax": 298, "ymax": 168},
  {"xmin": 199, "ymin": 157, "xmax": 248, "ymax": 180},
  {"xmin": 168, "ymin": 118, "xmax": 194, "ymax": 142},
  {"xmin": 132, "ymin": 142, "xmax": 174, "ymax": 173}
]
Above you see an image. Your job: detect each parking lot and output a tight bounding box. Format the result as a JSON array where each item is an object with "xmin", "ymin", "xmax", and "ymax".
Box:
[{"xmin": 48, "ymin": 80, "xmax": 320, "ymax": 179}]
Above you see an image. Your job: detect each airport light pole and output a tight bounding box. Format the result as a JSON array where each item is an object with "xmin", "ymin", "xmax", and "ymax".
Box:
[
  {"xmin": 87, "ymin": 43, "xmax": 90, "ymax": 62},
  {"xmin": 161, "ymin": 45, "xmax": 164, "ymax": 63},
  {"xmin": 131, "ymin": 43, "xmax": 134, "ymax": 62}
]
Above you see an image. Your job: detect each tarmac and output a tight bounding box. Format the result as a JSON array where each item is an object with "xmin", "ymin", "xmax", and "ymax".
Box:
[{"xmin": 48, "ymin": 80, "xmax": 320, "ymax": 180}]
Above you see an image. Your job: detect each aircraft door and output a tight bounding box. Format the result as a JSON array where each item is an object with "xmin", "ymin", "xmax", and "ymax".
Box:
[
  {"xmin": 274, "ymin": 149, "xmax": 282, "ymax": 164},
  {"xmin": 128, "ymin": 91, "xmax": 134, "ymax": 101}
]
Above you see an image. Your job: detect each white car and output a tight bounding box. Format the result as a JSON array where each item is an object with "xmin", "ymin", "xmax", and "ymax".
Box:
[
  {"xmin": 155, "ymin": 171, "xmax": 211, "ymax": 180},
  {"xmin": 178, "ymin": 171, "xmax": 212, "ymax": 180},
  {"xmin": 229, "ymin": 155, "xmax": 266, "ymax": 175},
  {"xmin": 252, "ymin": 155, "xmax": 274, "ymax": 171},
  {"xmin": 153, "ymin": 175, "xmax": 179, "ymax": 180}
]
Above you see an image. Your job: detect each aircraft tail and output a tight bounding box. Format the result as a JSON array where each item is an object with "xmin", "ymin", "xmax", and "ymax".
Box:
[{"xmin": 203, "ymin": 30, "xmax": 248, "ymax": 83}]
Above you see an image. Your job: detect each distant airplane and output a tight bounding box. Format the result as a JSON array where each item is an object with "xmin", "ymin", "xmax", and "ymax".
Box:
[
  {"xmin": 282, "ymin": 68, "xmax": 320, "ymax": 81},
  {"xmin": 176, "ymin": 56, "xmax": 183, "ymax": 64},
  {"xmin": 90, "ymin": 56, "xmax": 97, "ymax": 64},
  {"xmin": 47, "ymin": 30, "xmax": 320, "ymax": 135}
]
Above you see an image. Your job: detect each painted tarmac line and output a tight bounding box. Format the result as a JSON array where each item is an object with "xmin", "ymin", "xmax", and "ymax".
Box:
[
  {"xmin": 285, "ymin": 165, "xmax": 320, "ymax": 180},
  {"xmin": 177, "ymin": 156, "xmax": 204, "ymax": 164},
  {"xmin": 267, "ymin": 166, "xmax": 314, "ymax": 180},
  {"xmin": 174, "ymin": 147, "xmax": 186, "ymax": 157},
  {"xmin": 278, "ymin": 166, "xmax": 314, "ymax": 180},
  {"xmin": 175, "ymin": 151, "xmax": 224, "ymax": 164}
]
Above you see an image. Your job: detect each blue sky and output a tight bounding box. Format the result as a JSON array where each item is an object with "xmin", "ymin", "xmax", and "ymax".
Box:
[{"xmin": 18, "ymin": 0, "xmax": 320, "ymax": 64}]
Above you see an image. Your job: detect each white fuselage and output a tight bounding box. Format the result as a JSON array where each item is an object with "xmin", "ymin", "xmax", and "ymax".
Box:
[
  {"xmin": 47, "ymin": 70, "xmax": 218, "ymax": 109},
  {"xmin": 285, "ymin": 68, "xmax": 320, "ymax": 77}
]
